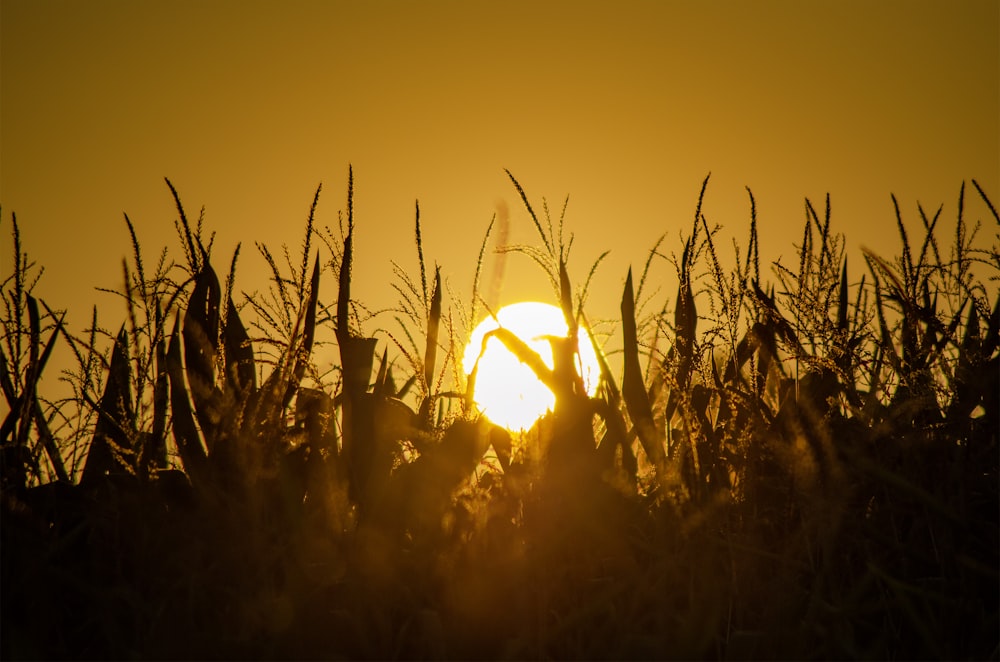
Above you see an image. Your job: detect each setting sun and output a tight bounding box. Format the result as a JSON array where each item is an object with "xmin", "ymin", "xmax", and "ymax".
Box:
[{"xmin": 462, "ymin": 302, "xmax": 601, "ymax": 432}]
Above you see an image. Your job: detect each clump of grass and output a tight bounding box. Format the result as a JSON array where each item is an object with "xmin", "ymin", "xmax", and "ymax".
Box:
[{"xmin": 1, "ymin": 172, "xmax": 997, "ymax": 660}]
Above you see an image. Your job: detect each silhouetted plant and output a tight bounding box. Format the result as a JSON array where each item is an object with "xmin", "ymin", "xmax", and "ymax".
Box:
[{"xmin": 1, "ymin": 172, "xmax": 996, "ymax": 660}]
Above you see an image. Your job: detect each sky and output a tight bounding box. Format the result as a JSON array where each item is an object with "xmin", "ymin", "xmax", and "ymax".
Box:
[{"xmin": 1, "ymin": 0, "xmax": 998, "ymax": 397}]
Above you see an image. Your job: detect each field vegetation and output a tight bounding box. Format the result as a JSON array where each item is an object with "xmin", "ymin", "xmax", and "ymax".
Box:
[{"xmin": 2, "ymin": 169, "xmax": 998, "ymax": 659}]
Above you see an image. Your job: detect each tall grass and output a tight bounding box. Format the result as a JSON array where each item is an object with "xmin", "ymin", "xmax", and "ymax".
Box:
[{"xmin": 1, "ymin": 172, "xmax": 997, "ymax": 659}]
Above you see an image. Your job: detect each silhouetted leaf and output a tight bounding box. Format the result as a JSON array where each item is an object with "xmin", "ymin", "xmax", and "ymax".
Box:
[
  {"xmin": 166, "ymin": 315, "xmax": 208, "ymax": 484},
  {"xmin": 31, "ymin": 398, "xmax": 68, "ymax": 483},
  {"xmin": 424, "ymin": 267, "xmax": 441, "ymax": 395},
  {"xmin": 223, "ymin": 297, "xmax": 256, "ymax": 403},
  {"xmin": 337, "ymin": 167, "xmax": 354, "ymax": 347},
  {"xmin": 81, "ymin": 325, "xmax": 135, "ymax": 486},
  {"xmin": 559, "ymin": 259, "xmax": 576, "ymax": 338},
  {"xmin": 183, "ymin": 261, "xmax": 222, "ymax": 442},
  {"xmin": 675, "ymin": 239, "xmax": 697, "ymax": 389},
  {"xmin": 480, "ymin": 327, "xmax": 556, "ymax": 391},
  {"xmin": 621, "ymin": 268, "xmax": 664, "ymax": 468},
  {"xmin": 373, "ymin": 347, "xmax": 390, "ymax": 397}
]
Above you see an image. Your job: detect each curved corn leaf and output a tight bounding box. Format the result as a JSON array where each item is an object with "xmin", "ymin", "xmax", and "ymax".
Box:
[
  {"xmin": 81, "ymin": 326, "xmax": 135, "ymax": 486},
  {"xmin": 675, "ymin": 239, "xmax": 697, "ymax": 389},
  {"xmin": 165, "ymin": 315, "xmax": 209, "ymax": 484},
  {"xmin": 423, "ymin": 267, "xmax": 441, "ymax": 396},
  {"xmin": 32, "ymin": 398, "xmax": 68, "ymax": 483},
  {"xmin": 593, "ymin": 391, "xmax": 636, "ymax": 482},
  {"xmin": 951, "ymin": 304, "xmax": 983, "ymax": 419},
  {"xmin": 0, "ymin": 349, "xmax": 15, "ymax": 412},
  {"xmin": 752, "ymin": 280, "xmax": 802, "ymax": 353},
  {"xmin": 223, "ymin": 297, "xmax": 256, "ymax": 404},
  {"xmin": 373, "ymin": 347, "xmax": 391, "ymax": 397},
  {"xmin": 579, "ymin": 310, "xmax": 621, "ymax": 405},
  {"xmin": 722, "ymin": 323, "xmax": 764, "ymax": 386},
  {"xmin": 183, "ymin": 261, "xmax": 222, "ymax": 443},
  {"xmin": 480, "ymin": 327, "xmax": 556, "ymax": 392},
  {"xmin": 621, "ymin": 268, "xmax": 664, "ymax": 468}
]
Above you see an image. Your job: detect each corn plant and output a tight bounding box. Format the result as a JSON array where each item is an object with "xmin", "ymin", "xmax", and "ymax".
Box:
[
  {"xmin": 0, "ymin": 212, "xmax": 69, "ymax": 489},
  {"xmin": 1, "ymin": 172, "xmax": 996, "ymax": 660}
]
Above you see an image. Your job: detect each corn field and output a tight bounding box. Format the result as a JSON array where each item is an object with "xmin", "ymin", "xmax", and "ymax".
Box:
[{"xmin": 2, "ymin": 169, "xmax": 998, "ymax": 659}]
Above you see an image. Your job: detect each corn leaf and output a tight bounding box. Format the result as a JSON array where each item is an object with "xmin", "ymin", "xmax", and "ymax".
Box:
[
  {"xmin": 424, "ymin": 267, "xmax": 441, "ymax": 394},
  {"xmin": 166, "ymin": 315, "xmax": 209, "ymax": 484},
  {"xmin": 223, "ymin": 297, "xmax": 256, "ymax": 404},
  {"xmin": 81, "ymin": 325, "xmax": 135, "ymax": 485},
  {"xmin": 183, "ymin": 260, "xmax": 222, "ymax": 442},
  {"xmin": 621, "ymin": 268, "xmax": 664, "ymax": 468}
]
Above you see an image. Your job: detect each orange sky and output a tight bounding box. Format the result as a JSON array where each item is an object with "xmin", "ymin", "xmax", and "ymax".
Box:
[{"xmin": 1, "ymin": 0, "xmax": 998, "ymax": 393}]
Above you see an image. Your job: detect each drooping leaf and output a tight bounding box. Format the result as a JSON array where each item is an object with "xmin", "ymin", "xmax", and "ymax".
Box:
[{"xmin": 480, "ymin": 327, "xmax": 556, "ymax": 392}]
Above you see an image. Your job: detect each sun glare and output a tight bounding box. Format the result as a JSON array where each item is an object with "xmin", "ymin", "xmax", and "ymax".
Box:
[{"xmin": 462, "ymin": 302, "xmax": 601, "ymax": 432}]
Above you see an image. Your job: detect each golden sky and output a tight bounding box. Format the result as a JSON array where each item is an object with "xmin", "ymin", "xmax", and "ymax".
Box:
[{"xmin": 1, "ymin": 0, "xmax": 998, "ymax": 382}]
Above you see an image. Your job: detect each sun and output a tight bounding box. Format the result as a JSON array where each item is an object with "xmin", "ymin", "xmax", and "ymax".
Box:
[{"xmin": 462, "ymin": 301, "xmax": 601, "ymax": 432}]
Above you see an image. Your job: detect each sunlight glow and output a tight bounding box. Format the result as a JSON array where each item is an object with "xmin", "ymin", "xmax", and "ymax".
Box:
[{"xmin": 462, "ymin": 302, "xmax": 600, "ymax": 432}]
